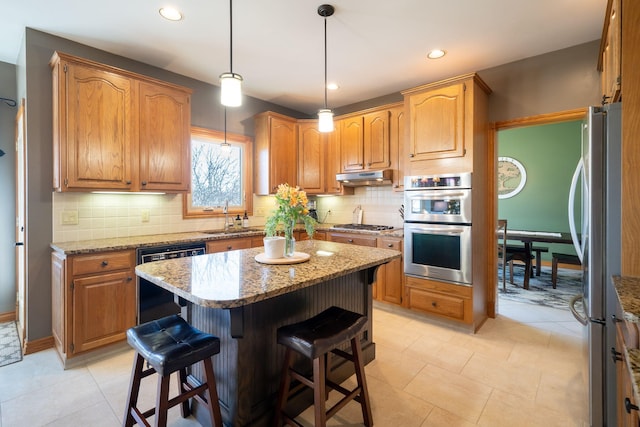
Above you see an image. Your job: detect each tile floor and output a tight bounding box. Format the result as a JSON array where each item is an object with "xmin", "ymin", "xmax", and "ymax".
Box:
[{"xmin": 0, "ymin": 297, "xmax": 587, "ymax": 427}]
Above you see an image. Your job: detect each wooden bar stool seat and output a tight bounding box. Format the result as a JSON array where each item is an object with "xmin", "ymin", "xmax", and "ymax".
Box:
[
  {"xmin": 123, "ymin": 314, "xmax": 222, "ymax": 427},
  {"xmin": 274, "ymin": 306, "xmax": 373, "ymax": 427}
]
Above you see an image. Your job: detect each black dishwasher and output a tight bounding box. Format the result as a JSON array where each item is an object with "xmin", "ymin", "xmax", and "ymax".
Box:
[{"xmin": 136, "ymin": 242, "xmax": 206, "ymax": 324}]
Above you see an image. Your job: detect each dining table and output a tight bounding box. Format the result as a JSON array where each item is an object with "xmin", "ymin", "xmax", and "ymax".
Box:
[{"xmin": 506, "ymin": 230, "xmax": 577, "ymax": 290}]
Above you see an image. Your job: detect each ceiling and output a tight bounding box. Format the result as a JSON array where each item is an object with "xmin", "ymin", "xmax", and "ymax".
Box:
[{"xmin": 2, "ymin": 0, "xmax": 605, "ymax": 115}]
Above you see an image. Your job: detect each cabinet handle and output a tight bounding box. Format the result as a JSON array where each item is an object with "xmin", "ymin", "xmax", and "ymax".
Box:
[
  {"xmin": 141, "ymin": 181, "xmax": 147, "ymax": 186},
  {"xmin": 347, "ymin": 239, "xmax": 354, "ymax": 243},
  {"xmin": 367, "ymin": 162, "xmax": 371, "ymax": 167},
  {"xmin": 409, "ymin": 153, "xmax": 415, "ymax": 158},
  {"xmin": 612, "ymin": 314, "xmax": 623, "ymax": 323},
  {"xmin": 227, "ymin": 246, "xmax": 232, "ymax": 250},
  {"xmin": 127, "ymin": 276, "xmax": 133, "ymax": 281},
  {"xmin": 101, "ymin": 260, "xmax": 109, "ymax": 267},
  {"xmin": 431, "ymin": 301, "xmax": 437, "ymax": 307},
  {"xmin": 393, "ymin": 184, "xmax": 399, "ymax": 188},
  {"xmin": 387, "ymin": 243, "xmax": 393, "ymax": 248},
  {"xmin": 611, "ymin": 347, "xmax": 623, "ymax": 363},
  {"xmin": 126, "ymin": 180, "xmax": 132, "ymax": 185},
  {"xmin": 625, "ymin": 398, "xmax": 639, "ymax": 413}
]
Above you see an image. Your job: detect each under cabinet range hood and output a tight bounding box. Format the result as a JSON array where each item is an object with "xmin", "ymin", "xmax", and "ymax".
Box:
[{"xmin": 336, "ymin": 169, "xmax": 393, "ymax": 187}]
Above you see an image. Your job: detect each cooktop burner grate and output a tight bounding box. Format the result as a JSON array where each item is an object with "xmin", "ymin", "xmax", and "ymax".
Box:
[{"xmin": 332, "ymin": 224, "xmax": 394, "ymax": 231}]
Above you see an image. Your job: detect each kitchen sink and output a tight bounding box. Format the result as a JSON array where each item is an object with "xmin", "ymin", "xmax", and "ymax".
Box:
[{"xmin": 201, "ymin": 228, "xmax": 262, "ymax": 235}]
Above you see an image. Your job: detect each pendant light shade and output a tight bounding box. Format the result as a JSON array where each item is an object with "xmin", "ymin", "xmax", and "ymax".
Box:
[
  {"xmin": 220, "ymin": 72, "xmax": 243, "ymax": 107},
  {"xmin": 317, "ymin": 4, "xmax": 334, "ymax": 133},
  {"xmin": 220, "ymin": 0, "xmax": 242, "ymax": 107}
]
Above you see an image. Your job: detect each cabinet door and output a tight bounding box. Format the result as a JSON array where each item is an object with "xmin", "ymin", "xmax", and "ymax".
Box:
[
  {"xmin": 207, "ymin": 238, "xmax": 252, "ymax": 253},
  {"xmin": 364, "ymin": 110, "xmax": 390, "ymax": 169},
  {"xmin": 297, "ymin": 122, "xmax": 325, "ymax": 194},
  {"xmin": 376, "ymin": 237, "xmax": 403, "ymax": 305},
  {"xmin": 63, "ymin": 61, "xmax": 134, "ymax": 190},
  {"xmin": 601, "ymin": 0, "xmax": 621, "ymax": 103},
  {"xmin": 269, "ymin": 116, "xmax": 297, "ymax": 192},
  {"xmin": 51, "ymin": 252, "xmax": 66, "ymax": 356},
  {"xmin": 340, "ymin": 116, "xmax": 364, "ymax": 171},
  {"xmin": 407, "ymin": 82, "xmax": 465, "ymax": 161},
  {"xmin": 72, "ymin": 270, "xmax": 136, "ymax": 354},
  {"xmin": 390, "ymin": 105, "xmax": 405, "ymax": 191},
  {"xmin": 138, "ymin": 81, "xmax": 191, "ymax": 192}
]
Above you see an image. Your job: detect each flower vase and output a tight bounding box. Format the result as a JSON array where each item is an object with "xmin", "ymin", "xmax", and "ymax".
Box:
[
  {"xmin": 284, "ymin": 236, "xmax": 296, "ymax": 257},
  {"xmin": 284, "ymin": 220, "xmax": 296, "ymax": 257}
]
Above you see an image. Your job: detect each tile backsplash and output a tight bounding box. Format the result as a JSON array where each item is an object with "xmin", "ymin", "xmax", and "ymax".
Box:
[{"xmin": 52, "ymin": 187, "xmax": 404, "ymax": 242}]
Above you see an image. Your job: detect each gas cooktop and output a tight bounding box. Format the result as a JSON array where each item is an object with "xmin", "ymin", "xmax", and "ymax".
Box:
[{"xmin": 332, "ymin": 224, "xmax": 394, "ymax": 231}]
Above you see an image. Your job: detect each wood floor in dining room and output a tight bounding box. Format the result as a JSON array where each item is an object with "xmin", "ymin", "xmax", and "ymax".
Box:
[{"xmin": 0, "ymin": 298, "xmax": 586, "ymax": 426}]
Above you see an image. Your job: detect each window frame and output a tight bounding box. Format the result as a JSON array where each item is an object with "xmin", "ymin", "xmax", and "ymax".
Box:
[{"xmin": 182, "ymin": 126, "xmax": 253, "ymax": 219}]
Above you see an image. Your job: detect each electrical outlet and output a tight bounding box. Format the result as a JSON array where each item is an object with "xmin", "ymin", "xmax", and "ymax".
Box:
[
  {"xmin": 141, "ymin": 209, "xmax": 150, "ymax": 223},
  {"xmin": 255, "ymin": 207, "xmax": 265, "ymax": 217},
  {"xmin": 61, "ymin": 210, "xmax": 79, "ymax": 225}
]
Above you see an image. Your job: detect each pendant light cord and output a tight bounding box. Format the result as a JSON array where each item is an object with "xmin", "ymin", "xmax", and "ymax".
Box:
[
  {"xmin": 323, "ymin": 16, "xmax": 328, "ymax": 109},
  {"xmin": 229, "ymin": 0, "xmax": 234, "ymax": 74}
]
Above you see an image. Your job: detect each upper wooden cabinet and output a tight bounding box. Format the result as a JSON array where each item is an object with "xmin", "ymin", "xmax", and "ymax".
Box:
[
  {"xmin": 339, "ymin": 108, "xmax": 391, "ymax": 172},
  {"xmin": 50, "ymin": 52, "xmax": 192, "ymax": 193},
  {"xmin": 388, "ymin": 104, "xmax": 405, "ymax": 191},
  {"xmin": 297, "ymin": 120, "xmax": 325, "ymax": 194},
  {"xmin": 254, "ymin": 111, "xmax": 297, "ymax": 195},
  {"xmin": 599, "ymin": 0, "xmax": 622, "ymax": 104},
  {"xmin": 402, "ymin": 73, "xmax": 491, "ymax": 176},
  {"xmin": 138, "ymin": 81, "xmax": 191, "ymax": 192}
]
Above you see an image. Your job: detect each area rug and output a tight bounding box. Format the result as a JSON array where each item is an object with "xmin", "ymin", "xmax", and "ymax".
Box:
[
  {"xmin": 498, "ymin": 265, "xmax": 582, "ymax": 310},
  {"xmin": 0, "ymin": 321, "xmax": 22, "ymax": 368}
]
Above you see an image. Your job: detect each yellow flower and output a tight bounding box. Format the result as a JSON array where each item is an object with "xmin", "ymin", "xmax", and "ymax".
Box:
[{"xmin": 265, "ymin": 183, "xmax": 316, "ymax": 239}]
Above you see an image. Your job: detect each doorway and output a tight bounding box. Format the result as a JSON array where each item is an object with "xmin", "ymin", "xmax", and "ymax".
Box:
[{"xmin": 491, "ymin": 108, "xmax": 586, "ymax": 315}]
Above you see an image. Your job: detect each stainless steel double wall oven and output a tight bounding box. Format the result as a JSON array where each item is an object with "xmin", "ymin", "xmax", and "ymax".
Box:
[{"xmin": 403, "ymin": 173, "xmax": 472, "ymax": 285}]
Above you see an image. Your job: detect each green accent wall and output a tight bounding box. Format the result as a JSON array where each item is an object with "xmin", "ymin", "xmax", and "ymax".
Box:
[{"xmin": 498, "ymin": 120, "xmax": 582, "ymax": 258}]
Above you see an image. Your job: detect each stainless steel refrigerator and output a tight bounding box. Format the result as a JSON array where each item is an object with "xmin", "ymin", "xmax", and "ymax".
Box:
[{"xmin": 568, "ymin": 102, "xmax": 621, "ymax": 426}]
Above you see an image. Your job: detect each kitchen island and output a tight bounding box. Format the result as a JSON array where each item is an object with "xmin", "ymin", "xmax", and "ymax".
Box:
[{"xmin": 134, "ymin": 240, "xmax": 400, "ymax": 427}]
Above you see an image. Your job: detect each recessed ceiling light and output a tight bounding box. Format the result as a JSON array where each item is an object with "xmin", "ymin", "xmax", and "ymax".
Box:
[
  {"xmin": 427, "ymin": 49, "xmax": 446, "ymax": 59},
  {"xmin": 327, "ymin": 83, "xmax": 339, "ymax": 91},
  {"xmin": 159, "ymin": 7, "xmax": 183, "ymax": 21}
]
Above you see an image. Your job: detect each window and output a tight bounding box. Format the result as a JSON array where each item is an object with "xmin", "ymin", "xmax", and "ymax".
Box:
[{"xmin": 183, "ymin": 126, "xmax": 253, "ymax": 218}]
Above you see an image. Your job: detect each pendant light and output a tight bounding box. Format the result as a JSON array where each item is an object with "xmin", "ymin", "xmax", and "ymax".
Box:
[
  {"xmin": 317, "ymin": 4, "xmax": 334, "ymax": 132},
  {"xmin": 220, "ymin": 0, "xmax": 242, "ymax": 107}
]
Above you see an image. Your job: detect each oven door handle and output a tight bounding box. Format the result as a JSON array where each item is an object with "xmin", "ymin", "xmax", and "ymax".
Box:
[
  {"xmin": 410, "ymin": 191, "xmax": 467, "ymax": 199},
  {"xmin": 406, "ymin": 226, "xmax": 467, "ymax": 235}
]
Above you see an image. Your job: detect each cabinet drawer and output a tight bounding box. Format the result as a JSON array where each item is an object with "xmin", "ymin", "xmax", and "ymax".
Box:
[
  {"xmin": 328, "ymin": 233, "xmax": 377, "ymax": 247},
  {"xmin": 407, "ymin": 287, "xmax": 467, "ymax": 321},
  {"xmin": 70, "ymin": 250, "xmax": 134, "ymax": 276},
  {"xmin": 207, "ymin": 238, "xmax": 252, "ymax": 253},
  {"xmin": 377, "ymin": 237, "xmax": 402, "ymax": 251}
]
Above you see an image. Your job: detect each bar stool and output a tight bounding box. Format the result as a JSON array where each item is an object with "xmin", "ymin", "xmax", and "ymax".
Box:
[
  {"xmin": 123, "ymin": 315, "xmax": 222, "ymax": 427},
  {"xmin": 274, "ymin": 306, "xmax": 373, "ymax": 427}
]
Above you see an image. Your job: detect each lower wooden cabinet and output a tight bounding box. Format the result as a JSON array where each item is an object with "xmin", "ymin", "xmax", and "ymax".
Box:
[
  {"xmin": 405, "ymin": 276, "xmax": 472, "ymax": 323},
  {"xmin": 51, "ymin": 249, "xmax": 136, "ymax": 365},
  {"xmin": 376, "ymin": 237, "xmax": 404, "ymax": 305},
  {"xmin": 328, "ymin": 232, "xmax": 404, "ymax": 306},
  {"xmin": 206, "ymin": 238, "xmax": 252, "ymax": 253},
  {"xmin": 616, "ymin": 320, "xmax": 640, "ymax": 426}
]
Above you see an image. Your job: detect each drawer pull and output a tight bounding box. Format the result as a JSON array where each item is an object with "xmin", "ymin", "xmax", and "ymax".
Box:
[
  {"xmin": 611, "ymin": 347, "xmax": 622, "ymax": 363},
  {"xmin": 387, "ymin": 243, "xmax": 393, "ymax": 248},
  {"xmin": 127, "ymin": 276, "xmax": 133, "ymax": 281},
  {"xmin": 227, "ymin": 246, "xmax": 232, "ymax": 250},
  {"xmin": 348, "ymin": 239, "xmax": 354, "ymax": 243},
  {"xmin": 101, "ymin": 261, "xmax": 109, "ymax": 267},
  {"xmin": 431, "ymin": 301, "xmax": 437, "ymax": 307},
  {"xmin": 625, "ymin": 398, "xmax": 639, "ymax": 413}
]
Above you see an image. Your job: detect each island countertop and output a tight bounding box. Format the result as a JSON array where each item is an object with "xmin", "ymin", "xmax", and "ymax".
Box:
[{"xmin": 135, "ymin": 240, "xmax": 400, "ymax": 309}]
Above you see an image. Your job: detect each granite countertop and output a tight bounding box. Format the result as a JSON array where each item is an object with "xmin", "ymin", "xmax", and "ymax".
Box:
[
  {"xmin": 135, "ymin": 240, "xmax": 401, "ymax": 309},
  {"xmin": 613, "ymin": 275, "xmax": 640, "ymax": 409},
  {"xmin": 50, "ymin": 225, "xmax": 403, "ymax": 255}
]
